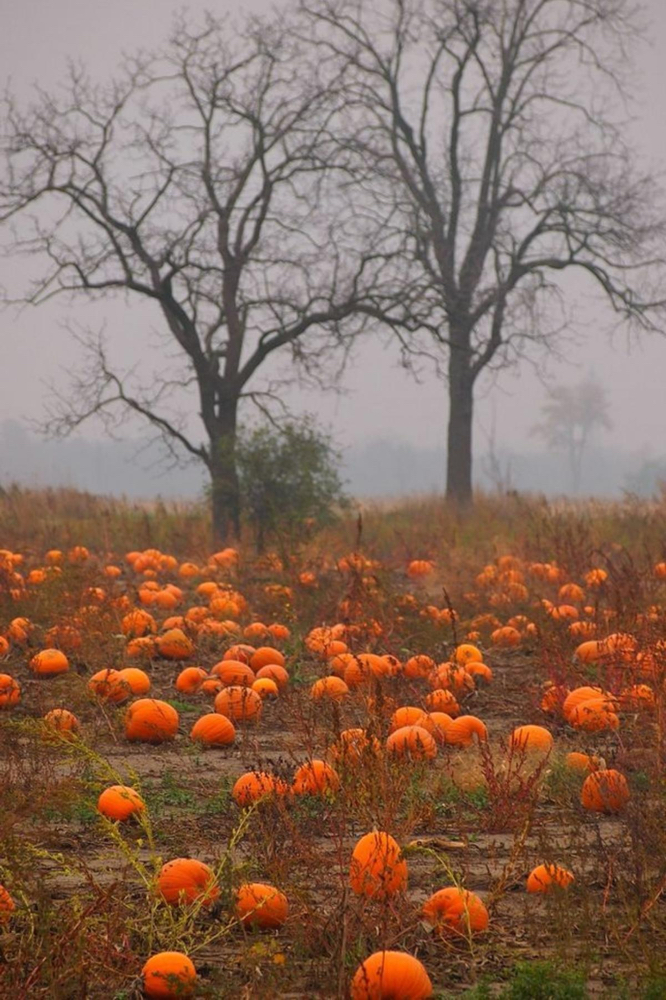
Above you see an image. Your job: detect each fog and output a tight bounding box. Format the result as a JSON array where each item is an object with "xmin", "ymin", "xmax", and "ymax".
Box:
[{"xmin": 2, "ymin": 0, "xmax": 666, "ymax": 499}]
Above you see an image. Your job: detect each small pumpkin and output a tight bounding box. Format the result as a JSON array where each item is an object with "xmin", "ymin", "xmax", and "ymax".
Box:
[
  {"xmin": 350, "ymin": 951, "xmax": 432, "ymax": 1000},
  {"xmin": 141, "ymin": 951, "xmax": 196, "ymax": 999},
  {"xmin": 422, "ymin": 886, "xmax": 489, "ymax": 935},
  {"xmin": 386, "ymin": 725, "xmax": 437, "ymax": 760},
  {"xmin": 0, "ymin": 674, "xmax": 20, "ymax": 708},
  {"xmin": 581, "ymin": 769, "xmax": 630, "ymax": 813},
  {"xmin": 43, "ymin": 708, "xmax": 79, "ymax": 738},
  {"xmin": 254, "ymin": 663, "xmax": 290, "ymax": 689},
  {"xmin": 232, "ymin": 771, "xmax": 289, "ymax": 807},
  {"xmin": 424, "ymin": 689, "xmax": 460, "ymax": 715},
  {"xmin": 214, "ymin": 685, "xmax": 263, "ymax": 722},
  {"xmin": 292, "ymin": 759, "xmax": 340, "ymax": 796},
  {"xmin": 509, "ymin": 725, "xmax": 553, "ymax": 754},
  {"xmin": 250, "ymin": 646, "xmax": 285, "ymax": 671},
  {"xmin": 29, "ymin": 648, "xmax": 69, "ymax": 677},
  {"xmin": 157, "ymin": 628, "xmax": 195, "ymax": 660},
  {"xmin": 210, "ymin": 659, "xmax": 256, "ymax": 686},
  {"xmin": 349, "ymin": 832, "xmax": 407, "ymax": 899},
  {"xmin": 526, "ymin": 863, "xmax": 574, "ymax": 893},
  {"xmin": 125, "ymin": 698, "xmax": 179, "ymax": 743},
  {"xmin": 445, "ymin": 715, "xmax": 488, "ymax": 747},
  {"xmin": 252, "ymin": 677, "xmax": 279, "ymax": 699},
  {"xmin": 115, "ymin": 667, "xmax": 151, "ymax": 696},
  {"xmin": 156, "ymin": 858, "xmax": 219, "ymax": 906},
  {"xmin": 97, "ymin": 784, "xmax": 146, "ymax": 821},
  {"xmin": 190, "ymin": 713, "xmax": 236, "ymax": 747},
  {"xmin": 235, "ymin": 882, "xmax": 288, "ymax": 929},
  {"xmin": 0, "ymin": 884, "xmax": 16, "ymax": 922},
  {"xmin": 329, "ymin": 728, "xmax": 382, "ymax": 766},
  {"xmin": 175, "ymin": 666, "xmax": 208, "ymax": 694},
  {"xmin": 310, "ymin": 676, "xmax": 349, "ymax": 702}
]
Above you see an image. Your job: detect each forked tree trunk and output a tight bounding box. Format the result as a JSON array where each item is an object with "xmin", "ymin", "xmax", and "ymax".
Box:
[
  {"xmin": 446, "ymin": 360, "xmax": 474, "ymax": 507},
  {"xmin": 209, "ymin": 401, "xmax": 241, "ymax": 545}
]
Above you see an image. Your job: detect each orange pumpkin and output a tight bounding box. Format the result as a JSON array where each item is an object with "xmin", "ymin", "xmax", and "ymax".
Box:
[
  {"xmin": 235, "ymin": 882, "xmax": 288, "ymax": 929},
  {"xmin": 252, "ymin": 677, "xmax": 279, "ymax": 699},
  {"xmin": 156, "ymin": 858, "xmax": 219, "ymax": 906},
  {"xmin": 0, "ymin": 674, "xmax": 20, "ymax": 708},
  {"xmin": 97, "ymin": 785, "xmax": 145, "ymax": 821},
  {"xmin": 125, "ymin": 699, "xmax": 179, "ymax": 743},
  {"xmin": 445, "ymin": 715, "xmax": 488, "ymax": 747},
  {"xmin": 424, "ymin": 689, "xmax": 460, "ymax": 715},
  {"xmin": 0, "ymin": 884, "xmax": 16, "ymax": 922},
  {"xmin": 386, "ymin": 725, "xmax": 437, "ymax": 760},
  {"xmin": 329, "ymin": 728, "xmax": 382, "ymax": 766},
  {"xmin": 43, "ymin": 708, "xmax": 79, "ymax": 737},
  {"xmin": 214, "ymin": 685, "xmax": 263, "ymax": 722},
  {"xmin": 254, "ymin": 664, "xmax": 290, "ymax": 689},
  {"xmin": 422, "ymin": 886, "xmax": 489, "ymax": 935},
  {"xmin": 428, "ymin": 712, "xmax": 453, "ymax": 743},
  {"xmin": 568, "ymin": 698, "xmax": 620, "ymax": 732},
  {"xmin": 156, "ymin": 628, "xmax": 195, "ymax": 660},
  {"xmin": 407, "ymin": 559, "xmax": 435, "ymax": 579},
  {"xmin": 389, "ymin": 707, "xmax": 430, "ymax": 732},
  {"xmin": 175, "ymin": 666, "xmax": 208, "ymax": 694},
  {"xmin": 29, "ymin": 648, "xmax": 69, "ymax": 677},
  {"xmin": 250, "ymin": 646, "xmax": 285, "ymax": 671},
  {"xmin": 141, "ymin": 951, "xmax": 196, "ymax": 999},
  {"xmin": 581, "ymin": 769, "xmax": 630, "ymax": 813},
  {"xmin": 403, "ymin": 655, "xmax": 436, "ymax": 679},
  {"xmin": 190, "ymin": 713, "xmax": 235, "ymax": 746},
  {"xmin": 210, "ymin": 659, "xmax": 255, "ymax": 686},
  {"xmin": 232, "ymin": 771, "xmax": 289, "ymax": 807},
  {"xmin": 122, "ymin": 609, "xmax": 157, "ymax": 638},
  {"xmin": 490, "ymin": 626, "xmax": 521, "ymax": 647},
  {"xmin": 350, "ymin": 951, "xmax": 432, "ymax": 1000},
  {"xmin": 563, "ymin": 686, "xmax": 608, "ymax": 721},
  {"xmin": 349, "ymin": 832, "xmax": 407, "ymax": 899},
  {"xmin": 526, "ymin": 864, "xmax": 574, "ymax": 893},
  {"xmin": 453, "ymin": 644, "xmax": 483, "ymax": 666},
  {"xmin": 565, "ymin": 752, "xmax": 602, "ymax": 773},
  {"xmin": 310, "ymin": 676, "xmax": 349, "ymax": 701},
  {"xmin": 509, "ymin": 725, "xmax": 553, "ymax": 754},
  {"xmin": 292, "ymin": 759, "xmax": 340, "ymax": 796},
  {"xmin": 116, "ymin": 667, "xmax": 151, "ymax": 696}
]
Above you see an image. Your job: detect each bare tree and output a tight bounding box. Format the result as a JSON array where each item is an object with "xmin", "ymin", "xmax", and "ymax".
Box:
[
  {"xmin": 301, "ymin": 0, "xmax": 666, "ymax": 505},
  {"xmin": 532, "ymin": 378, "xmax": 612, "ymax": 493},
  {"xmin": 0, "ymin": 12, "xmax": 398, "ymax": 542}
]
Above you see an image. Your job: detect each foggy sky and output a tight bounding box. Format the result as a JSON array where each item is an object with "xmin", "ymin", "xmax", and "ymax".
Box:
[{"xmin": 2, "ymin": 0, "xmax": 666, "ymax": 475}]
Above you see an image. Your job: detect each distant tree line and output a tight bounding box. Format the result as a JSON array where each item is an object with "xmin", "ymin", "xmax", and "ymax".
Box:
[{"xmin": 2, "ymin": 0, "xmax": 664, "ymax": 541}]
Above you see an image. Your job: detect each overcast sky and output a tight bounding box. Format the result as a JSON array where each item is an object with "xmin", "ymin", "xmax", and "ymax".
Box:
[{"xmin": 2, "ymin": 0, "xmax": 666, "ymax": 466}]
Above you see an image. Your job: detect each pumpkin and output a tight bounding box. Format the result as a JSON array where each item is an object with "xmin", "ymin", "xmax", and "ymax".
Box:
[
  {"xmin": 350, "ymin": 951, "xmax": 433, "ymax": 1000},
  {"xmin": 453, "ymin": 644, "xmax": 483, "ymax": 665},
  {"xmin": 29, "ymin": 648, "xmax": 69, "ymax": 677},
  {"xmin": 235, "ymin": 882, "xmax": 288, "ymax": 929},
  {"xmin": 250, "ymin": 646, "xmax": 285, "ymax": 671},
  {"xmin": 210, "ymin": 659, "xmax": 255, "ymax": 686},
  {"xmin": 428, "ymin": 712, "xmax": 453, "ymax": 743},
  {"xmin": 568, "ymin": 699, "xmax": 620, "ymax": 732},
  {"xmin": 268, "ymin": 622, "xmax": 290, "ymax": 641},
  {"xmin": 581, "ymin": 769, "xmax": 630, "ymax": 813},
  {"xmin": 125, "ymin": 699, "xmax": 179, "ymax": 743},
  {"xmin": 329, "ymin": 728, "xmax": 382, "ymax": 766},
  {"xmin": 157, "ymin": 628, "xmax": 195, "ymax": 660},
  {"xmin": 88, "ymin": 668, "xmax": 126, "ymax": 702},
  {"xmin": 214, "ymin": 685, "xmax": 263, "ymax": 722},
  {"xmin": 126, "ymin": 636, "xmax": 156, "ymax": 659},
  {"xmin": 565, "ymin": 752, "xmax": 602, "ymax": 773},
  {"xmin": 466, "ymin": 661, "xmax": 493, "ymax": 683},
  {"xmin": 445, "ymin": 715, "xmax": 488, "ymax": 747},
  {"xmin": 223, "ymin": 644, "xmax": 256, "ymax": 663},
  {"xmin": 526, "ymin": 864, "xmax": 574, "ymax": 893},
  {"xmin": 43, "ymin": 708, "xmax": 79, "ymax": 737},
  {"xmin": 386, "ymin": 725, "xmax": 437, "ymax": 760},
  {"xmin": 254, "ymin": 664, "xmax": 290, "ymax": 689},
  {"xmin": 156, "ymin": 858, "xmax": 219, "ymax": 906},
  {"xmin": 97, "ymin": 785, "xmax": 145, "ymax": 821},
  {"xmin": 244, "ymin": 621, "xmax": 271, "ymax": 641},
  {"xmin": 562, "ymin": 687, "xmax": 609, "ymax": 721},
  {"xmin": 422, "ymin": 886, "xmax": 489, "ymax": 935},
  {"xmin": 121, "ymin": 609, "xmax": 157, "ymax": 638},
  {"xmin": 509, "ymin": 725, "xmax": 553, "ymax": 754},
  {"xmin": 190, "ymin": 713, "xmax": 236, "ymax": 746},
  {"xmin": 619, "ymin": 684, "xmax": 655, "ymax": 710},
  {"xmin": 0, "ymin": 885, "xmax": 16, "ymax": 922},
  {"xmin": 329, "ymin": 652, "xmax": 358, "ymax": 678},
  {"xmin": 429, "ymin": 662, "xmax": 475, "ymax": 694},
  {"xmin": 292, "ymin": 759, "xmax": 340, "ymax": 796},
  {"xmin": 0, "ymin": 674, "xmax": 20, "ymax": 708},
  {"xmin": 252, "ymin": 677, "xmax": 279, "ymax": 699},
  {"xmin": 311, "ymin": 676, "xmax": 350, "ymax": 702},
  {"xmin": 232, "ymin": 771, "xmax": 289, "ymax": 806},
  {"xmin": 175, "ymin": 666, "xmax": 208, "ymax": 694},
  {"xmin": 141, "ymin": 951, "xmax": 196, "ymax": 999},
  {"xmin": 116, "ymin": 667, "xmax": 151, "ymax": 695},
  {"xmin": 403, "ymin": 655, "xmax": 436, "ymax": 679},
  {"xmin": 349, "ymin": 832, "xmax": 407, "ymax": 899},
  {"xmin": 389, "ymin": 707, "xmax": 430, "ymax": 733},
  {"xmin": 490, "ymin": 626, "xmax": 521, "ymax": 647},
  {"xmin": 424, "ymin": 689, "xmax": 460, "ymax": 715},
  {"xmin": 407, "ymin": 559, "xmax": 435, "ymax": 579}
]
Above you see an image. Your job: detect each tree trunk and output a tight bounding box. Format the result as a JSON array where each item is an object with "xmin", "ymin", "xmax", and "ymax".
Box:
[
  {"xmin": 209, "ymin": 400, "xmax": 241, "ymax": 546},
  {"xmin": 446, "ymin": 359, "xmax": 474, "ymax": 507}
]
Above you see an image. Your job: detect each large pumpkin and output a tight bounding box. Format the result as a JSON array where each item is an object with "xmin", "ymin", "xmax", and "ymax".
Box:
[
  {"xmin": 141, "ymin": 951, "xmax": 196, "ymax": 999},
  {"xmin": 214, "ymin": 686, "xmax": 263, "ymax": 722},
  {"xmin": 97, "ymin": 785, "xmax": 145, "ymax": 821},
  {"xmin": 349, "ymin": 832, "xmax": 407, "ymax": 899},
  {"xmin": 156, "ymin": 858, "xmax": 219, "ymax": 906},
  {"xmin": 386, "ymin": 725, "xmax": 437, "ymax": 760},
  {"xmin": 190, "ymin": 713, "xmax": 236, "ymax": 747},
  {"xmin": 292, "ymin": 760, "xmax": 340, "ymax": 796},
  {"xmin": 422, "ymin": 886, "xmax": 489, "ymax": 935},
  {"xmin": 581, "ymin": 769, "xmax": 630, "ymax": 813},
  {"xmin": 29, "ymin": 648, "xmax": 69, "ymax": 677},
  {"xmin": 125, "ymin": 699, "xmax": 179, "ymax": 743},
  {"xmin": 232, "ymin": 771, "xmax": 289, "ymax": 807},
  {"xmin": 350, "ymin": 951, "xmax": 432, "ymax": 1000},
  {"xmin": 235, "ymin": 882, "xmax": 288, "ymax": 929}
]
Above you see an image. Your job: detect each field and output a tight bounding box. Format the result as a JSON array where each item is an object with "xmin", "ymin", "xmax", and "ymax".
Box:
[{"xmin": 2, "ymin": 486, "xmax": 666, "ymax": 998}]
